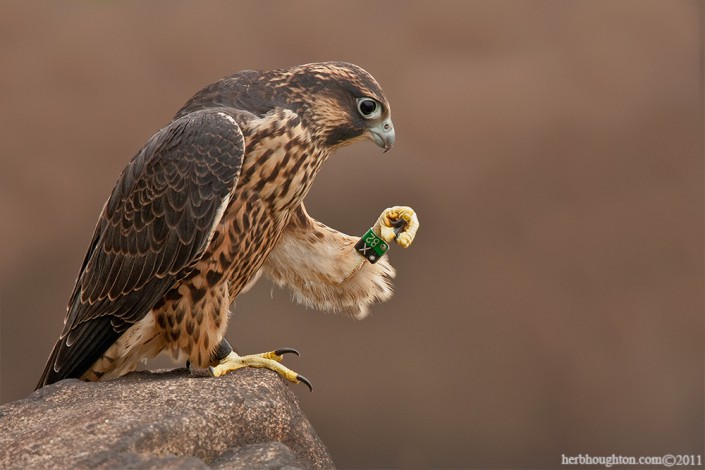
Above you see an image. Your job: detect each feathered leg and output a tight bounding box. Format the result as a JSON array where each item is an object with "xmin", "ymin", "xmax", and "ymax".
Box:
[{"xmin": 263, "ymin": 203, "xmax": 419, "ymax": 319}]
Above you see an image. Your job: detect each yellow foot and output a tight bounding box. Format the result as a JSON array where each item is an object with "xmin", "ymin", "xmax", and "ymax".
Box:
[
  {"xmin": 208, "ymin": 348, "xmax": 312, "ymax": 391},
  {"xmin": 373, "ymin": 206, "xmax": 420, "ymax": 248}
]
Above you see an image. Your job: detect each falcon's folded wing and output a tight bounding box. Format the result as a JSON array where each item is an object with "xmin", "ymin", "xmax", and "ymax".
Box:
[{"xmin": 37, "ymin": 110, "xmax": 245, "ymax": 388}]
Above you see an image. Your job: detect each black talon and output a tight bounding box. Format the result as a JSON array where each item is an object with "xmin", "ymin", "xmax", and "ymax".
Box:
[
  {"xmin": 185, "ymin": 360, "xmax": 191, "ymax": 370},
  {"xmin": 296, "ymin": 374, "xmax": 313, "ymax": 392},
  {"xmin": 274, "ymin": 347, "xmax": 300, "ymax": 357},
  {"xmin": 390, "ymin": 218, "xmax": 407, "ymax": 238}
]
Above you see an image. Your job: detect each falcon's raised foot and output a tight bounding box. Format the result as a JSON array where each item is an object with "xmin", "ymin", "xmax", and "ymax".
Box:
[
  {"xmin": 209, "ymin": 348, "xmax": 312, "ymax": 392},
  {"xmin": 374, "ymin": 206, "xmax": 420, "ymax": 248}
]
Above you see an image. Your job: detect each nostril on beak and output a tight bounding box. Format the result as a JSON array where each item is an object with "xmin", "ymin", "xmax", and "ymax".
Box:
[{"xmin": 371, "ymin": 118, "xmax": 395, "ymax": 152}]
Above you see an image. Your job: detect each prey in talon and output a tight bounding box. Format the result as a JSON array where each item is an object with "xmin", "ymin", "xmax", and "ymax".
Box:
[{"xmin": 36, "ymin": 62, "xmax": 419, "ymax": 393}]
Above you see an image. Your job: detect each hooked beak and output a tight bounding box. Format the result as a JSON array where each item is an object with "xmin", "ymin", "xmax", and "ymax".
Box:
[{"xmin": 369, "ymin": 118, "xmax": 395, "ymax": 152}]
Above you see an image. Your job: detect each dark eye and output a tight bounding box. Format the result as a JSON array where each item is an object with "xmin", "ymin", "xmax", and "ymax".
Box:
[{"xmin": 356, "ymin": 98, "xmax": 382, "ymax": 119}]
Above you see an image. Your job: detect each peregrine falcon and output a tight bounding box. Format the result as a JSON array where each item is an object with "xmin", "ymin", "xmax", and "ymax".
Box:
[{"xmin": 37, "ymin": 62, "xmax": 419, "ymax": 391}]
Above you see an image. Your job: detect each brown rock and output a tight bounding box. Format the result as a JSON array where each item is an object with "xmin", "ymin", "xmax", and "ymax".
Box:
[{"xmin": 0, "ymin": 368, "xmax": 334, "ymax": 469}]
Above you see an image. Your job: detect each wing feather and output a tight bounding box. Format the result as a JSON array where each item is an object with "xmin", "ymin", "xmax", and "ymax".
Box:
[{"xmin": 37, "ymin": 109, "xmax": 245, "ymax": 388}]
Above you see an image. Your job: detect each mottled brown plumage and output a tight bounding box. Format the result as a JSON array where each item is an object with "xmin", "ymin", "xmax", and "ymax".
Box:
[{"xmin": 38, "ymin": 62, "xmax": 413, "ymax": 389}]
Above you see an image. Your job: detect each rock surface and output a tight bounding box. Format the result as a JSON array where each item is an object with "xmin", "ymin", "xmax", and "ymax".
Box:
[{"xmin": 0, "ymin": 368, "xmax": 334, "ymax": 469}]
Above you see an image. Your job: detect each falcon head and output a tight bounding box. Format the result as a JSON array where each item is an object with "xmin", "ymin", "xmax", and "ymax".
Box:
[{"xmin": 282, "ymin": 62, "xmax": 395, "ymax": 152}]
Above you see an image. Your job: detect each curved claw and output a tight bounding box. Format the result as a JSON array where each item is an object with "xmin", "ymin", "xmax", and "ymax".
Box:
[
  {"xmin": 390, "ymin": 218, "xmax": 407, "ymax": 238},
  {"xmin": 296, "ymin": 374, "xmax": 313, "ymax": 392},
  {"xmin": 274, "ymin": 347, "xmax": 300, "ymax": 357}
]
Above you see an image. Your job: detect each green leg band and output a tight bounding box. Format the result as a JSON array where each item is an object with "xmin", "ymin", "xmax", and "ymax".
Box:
[{"xmin": 354, "ymin": 228, "xmax": 389, "ymax": 264}]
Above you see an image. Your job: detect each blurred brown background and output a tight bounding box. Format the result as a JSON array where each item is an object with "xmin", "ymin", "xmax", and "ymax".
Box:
[{"xmin": 1, "ymin": 1, "xmax": 703, "ymax": 468}]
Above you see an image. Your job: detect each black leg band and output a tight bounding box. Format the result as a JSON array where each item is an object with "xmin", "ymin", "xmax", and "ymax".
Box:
[{"xmin": 210, "ymin": 338, "xmax": 233, "ymax": 362}]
